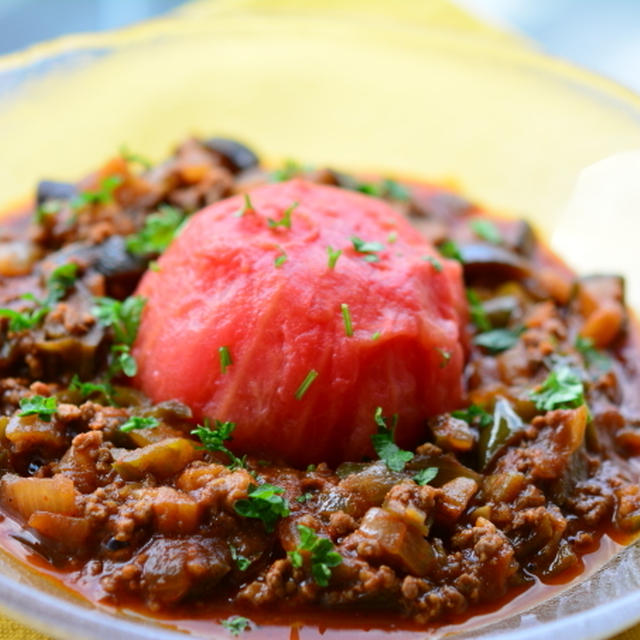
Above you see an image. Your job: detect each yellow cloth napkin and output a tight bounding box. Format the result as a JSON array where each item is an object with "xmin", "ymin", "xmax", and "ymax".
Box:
[{"xmin": 0, "ymin": 0, "xmax": 638, "ymax": 638}]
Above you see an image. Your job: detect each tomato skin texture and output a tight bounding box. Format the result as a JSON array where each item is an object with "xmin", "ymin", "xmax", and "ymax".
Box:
[{"xmin": 133, "ymin": 180, "xmax": 467, "ymax": 466}]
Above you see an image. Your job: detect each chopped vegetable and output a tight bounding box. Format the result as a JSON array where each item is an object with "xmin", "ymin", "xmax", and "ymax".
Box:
[
  {"xmin": 0, "ymin": 307, "xmax": 48, "ymax": 332},
  {"xmin": 18, "ymin": 396, "xmax": 57, "ymax": 422},
  {"xmin": 109, "ymin": 344, "xmax": 138, "ymax": 378},
  {"xmin": 530, "ymin": 365, "xmax": 586, "ymax": 412},
  {"xmin": 474, "ymin": 327, "xmax": 524, "ymax": 353},
  {"xmin": 466, "ymin": 290, "xmax": 491, "ymax": 332},
  {"xmin": 288, "ymin": 524, "xmax": 342, "ymax": 587},
  {"xmin": 233, "ymin": 483, "xmax": 290, "ymax": 533},
  {"xmin": 350, "ymin": 236, "xmax": 384, "ymax": 262},
  {"xmin": 478, "ymin": 397, "xmax": 524, "ymax": 469},
  {"xmin": 413, "ymin": 467, "xmax": 438, "ymax": 486},
  {"xmin": 470, "ymin": 219, "xmax": 502, "ymax": 244},
  {"xmin": 575, "ymin": 335, "xmax": 612, "ymax": 371},
  {"xmin": 126, "ymin": 206, "xmax": 185, "ymax": 256},
  {"xmin": 69, "ymin": 375, "xmax": 114, "ymax": 402},
  {"xmin": 92, "ymin": 296, "xmax": 146, "ymax": 346},
  {"xmin": 229, "ymin": 544, "xmax": 252, "ymax": 571},
  {"xmin": 436, "ymin": 347, "xmax": 451, "ymax": 367},
  {"xmin": 270, "ymin": 159, "xmax": 305, "ymax": 182},
  {"xmin": 274, "ymin": 251, "xmax": 287, "ymax": 267},
  {"xmin": 191, "ymin": 419, "xmax": 246, "ymax": 470},
  {"xmin": 295, "ymin": 369, "xmax": 318, "ymax": 400},
  {"xmin": 422, "ymin": 255, "xmax": 443, "ymax": 272},
  {"xmin": 0, "ymin": 474, "xmax": 76, "ymax": 519},
  {"xmin": 371, "ymin": 407, "xmax": 414, "ymax": 472},
  {"xmin": 221, "ymin": 616, "xmax": 252, "ymax": 636},
  {"xmin": 119, "ymin": 144, "xmax": 152, "ymax": 169},
  {"xmin": 451, "ymin": 404, "xmax": 493, "ymax": 429},
  {"xmin": 297, "ymin": 492, "xmax": 313, "ymax": 503},
  {"xmin": 341, "ymin": 303, "xmax": 353, "ymax": 337},
  {"xmin": 438, "ymin": 240, "xmax": 463, "ymax": 263},
  {"xmin": 120, "ymin": 416, "xmax": 159, "ymax": 433},
  {"xmin": 47, "ymin": 263, "xmax": 78, "ymax": 305},
  {"xmin": 234, "ymin": 193, "xmax": 255, "ymax": 217},
  {"xmin": 71, "ymin": 175, "xmax": 122, "ymax": 210}
]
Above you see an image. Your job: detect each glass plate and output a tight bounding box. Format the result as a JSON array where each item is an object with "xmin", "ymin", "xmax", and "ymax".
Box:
[{"xmin": 1, "ymin": 1, "xmax": 640, "ymax": 638}]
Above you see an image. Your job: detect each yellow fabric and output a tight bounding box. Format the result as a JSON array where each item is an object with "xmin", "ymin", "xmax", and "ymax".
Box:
[{"xmin": 0, "ymin": 0, "xmax": 638, "ymax": 638}]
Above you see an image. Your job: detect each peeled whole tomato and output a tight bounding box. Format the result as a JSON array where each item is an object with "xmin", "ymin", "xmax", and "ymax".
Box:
[{"xmin": 132, "ymin": 180, "xmax": 468, "ymax": 466}]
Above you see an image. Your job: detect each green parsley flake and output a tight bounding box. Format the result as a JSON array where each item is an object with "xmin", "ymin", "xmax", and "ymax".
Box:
[
  {"xmin": 233, "ymin": 483, "xmax": 290, "ymax": 532},
  {"xmin": 219, "ymin": 346, "xmax": 233, "ymax": 374},
  {"xmin": 474, "ymin": 327, "xmax": 524, "ymax": 353},
  {"xmin": 451, "ymin": 404, "xmax": 493, "ymax": 428},
  {"xmin": 92, "ymin": 296, "xmax": 146, "ymax": 346},
  {"xmin": 371, "ymin": 331, "xmax": 381, "ymax": 341},
  {"xmin": 371, "ymin": 407, "xmax": 414, "ymax": 472},
  {"xmin": 18, "ymin": 396, "xmax": 58, "ymax": 422},
  {"xmin": 267, "ymin": 202, "xmax": 297, "ymax": 229},
  {"xmin": 234, "ymin": 193, "xmax": 255, "ymax": 218},
  {"xmin": 297, "ymin": 492, "xmax": 313, "ymax": 503},
  {"xmin": 470, "ymin": 219, "xmax": 502, "ymax": 244},
  {"xmin": 414, "ymin": 467, "xmax": 439, "ymax": 486},
  {"xmin": 530, "ymin": 365, "xmax": 586, "ymax": 412},
  {"xmin": 69, "ymin": 375, "xmax": 114, "ymax": 403},
  {"xmin": 575, "ymin": 335, "xmax": 612, "ymax": 371},
  {"xmin": 229, "ymin": 544, "xmax": 252, "ymax": 571},
  {"xmin": 109, "ymin": 344, "xmax": 138, "ymax": 377},
  {"xmin": 0, "ymin": 307, "xmax": 48, "ymax": 332},
  {"xmin": 191, "ymin": 419, "xmax": 245, "ymax": 469},
  {"xmin": 71, "ymin": 175, "xmax": 122, "ymax": 210},
  {"xmin": 295, "ymin": 369, "xmax": 319, "ymax": 400},
  {"xmin": 126, "ymin": 205, "xmax": 184, "ymax": 256},
  {"xmin": 120, "ymin": 416, "xmax": 159, "ymax": 433},
  {"xmin": 350, "ymin": 236, "xmax": 384, "ymax": 262},
  {"xmin": 466, "ymin": 290, "xmax": 491, "ymax": 332},
  {"xmin": 270, "ymin": 159, "xmax": 305, "ymax": 182},
  {"xmin": 422, "ymin": 255, "xmax": 443, "ymax": 272},
  {"xmin": 436, "ymin": 347, "xmax": 451, "ymax": 367},
  {"xmin": 288, "ymin": 524, "xmax": 342, "ymax": 587},
  {"xmin": 274, "ymin": 251, "xmax": 287, "ymax": 268},
  {"xmin": 119, "ymin": 144, "xmax": 152, "ymax": 169},
  {"xmin": 381, "ymin": 178, "xmax": 410, "ymax": 201},
  {"xmin": 387, "ymin": 231, "xmax": 398, "ymax": 244},
  {"xmin": 35, "ymin": 199, "xmax": 63, "ymax": 224},
  {"xmin": 221, "ymin": 615, "xmax": 252, "ymax": 636},
  {"xmin": 341, "ymin": 303, "xmax": 353, "ymax": 337},
  {"xmin": 149, "ymin": 261, "xmax": 161, "ymax": 272},
  {"xmin": 327, "ymin": 246, "xmax": 342, "ymax": 269},
  {"xmin": 438, "ymin": 240, "xmax": 463, "ymax": 263},
  {"xmin": 47, "ymin": 263, "xmax": 78, "ymax": 305}
]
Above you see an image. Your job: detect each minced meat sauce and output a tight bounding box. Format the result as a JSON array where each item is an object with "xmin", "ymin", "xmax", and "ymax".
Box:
[{"xmin": 0, "ymin": 138, "xmax": 639, "ymax": 634}]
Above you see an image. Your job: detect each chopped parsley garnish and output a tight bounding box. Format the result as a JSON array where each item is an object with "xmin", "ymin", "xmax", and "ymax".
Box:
[
  {"xmin": 451, "ymin": 404, "xmax": 493, "ymax": 428},
  {"xmin": 47, "ymin": 263, "xmax": 78, "ymax": 305},
  {"xmin": 69, "ymin": 375, "xmax": 114, "ymax": 402},
  {"xmin": 270, "ymin": 159, "xmax": 305, "ymax": 182},
  {"xmin": 474, "ymin": 327, "xmax": 524, "ymax": 353},
  {"xmin": 267, "ymin": 202, "xmax": 297, "ymax": 229},
  {"xmin": 18, "ymin": 396, "xmax": 57, "ymax": 421},
  {"xmin": 470, "ymin": 219, "xmax": 502, "ymax": 244},
  {"xmin": 413, "ymin": 467, "xmax": 439, "ymax": 486},
  {"xmin": 219, "ymin": 346, "xmax": 233, "ymax": 374},
  {"xmin": 221, "ymin": 615, "xmax": 252, "ymax": 636},
  {"xmin": 234, "ymin": 193, "xmax": 255, "ymax": 218},
  {"xmin": 438, "ymin": 239, "xmax": 463, "ymax": 263},
  {"xmin": 0, "ymin": 307, "xmax": 48, "ymax": 332},
  {"xmin": 387, "ymin": 231, "xmax": 398, "ymax": 244},
  {"xmin": 466, "ymin": 290, "xmax": 491, "ymax": 332},
  {"xmin": 371, "ymin": 407, "xmax": 414, "ymax": 472},
  {"xmin": 274, "ymin": 250, "xmax": 287, "ymax": 268},
  {"xmin": 92, "ymin": 296, "xmax": 146, "ymax": 346},
  {"xmin": 109, "ymin": 344, "xmax": 138, "ymax": 377},
  {"xmin": 35, "ymin": 199, "xmax": 62, "ymax": 224},
  {"xmin": 125, "ymin": 205, "xmax": 184, "ymax": 256},
  {"xmin": 327, "ymin": 246, "xmax": 342, "ymax": 269},
  {"xmin": 350, "ymin": 236, "xmax": 384, "ymax": 262},
  {"xmin": 575, "ymin": 335, "xmax": 612, "ymax": 371},
  {"xmin": 119, "ymin": 144, "xmax": 152, "ymax": 169},
  {"xmin": 530, "ymin": 365, "xmax": 586, "ymax": 412},
  {"xmin": 371, "ymin": 331, "xmax": 381, "ymax": 341},
  {"xmin": 295, "ymin": 369, "xmax": 319, "ymax": 400},
  {"xmin": 233, "ymin": 483, "xmax": 290, "ymax": 532},
  {"xmin": 306, "ymin": 464, "xmax": 317, "ymax": 472},
  {"xmin": 381, "ymin": 178, "xmax": 410, "ymax": 201},
  {"xmin": 297, "ymin": 492, "xmax": 313, "ymax": 503},
  {"xmin": 422, "ymin": 255, "xmax": 443, "ymax": 272},
  {"xmin": 191, "ymin": 419, "xmax": 246, "ymax": 469},
  {"xmin": 436, "ymin": 347, "xmax": 451, "ymax": 367},
  {"xmin": 341, "ymin": 303, "xmax": 353, "ymax": 337},
  {"xmin": 71, "ymin": 175, "xmax": 122, "ymax": 210},
  {"xmin": 120, "ymin": 416, "xmax": 159, "ymax": 433},
  {"xmin": 229, "ymin": 544, "xmax": 252, "ymax": 571},
  {"xmin": 148, "ymin": 261, "xmax": 160, "ymax": 272},
  {"xmin": 288, "ymin": 524, "xmax": 342, "ymax": 587}
]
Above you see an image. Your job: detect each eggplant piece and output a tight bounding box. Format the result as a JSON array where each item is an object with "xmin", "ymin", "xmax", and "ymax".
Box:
[
  {"xmin": 36, "ymin": 181, "xmax": 76, "ymax": 206},
  {"xmin": 203, "ymin": 137, "xmax": 259, "ymax": 173},
  {"xmin": 482, "ymin": 295, "xmax": 520, "ymax": 327},
  {"xmin": 410, "ymin": 191, "xmax": 473, "ymax": 221},
  {"xmin": 459, "ymin": 243, "xmax": 532, "ymax": 282},
  {"xmin": 477, "ymin": 397, "xmax": 526, "ymax": 470},
  {"xmin": 506, "ymin": 220, "xmax": 537, "ymax": 257}
]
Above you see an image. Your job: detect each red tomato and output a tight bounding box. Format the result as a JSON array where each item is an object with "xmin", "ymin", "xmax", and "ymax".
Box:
[{"xmin": 133, "ymin": 180, "xmax": 467, "ymax": 465}]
